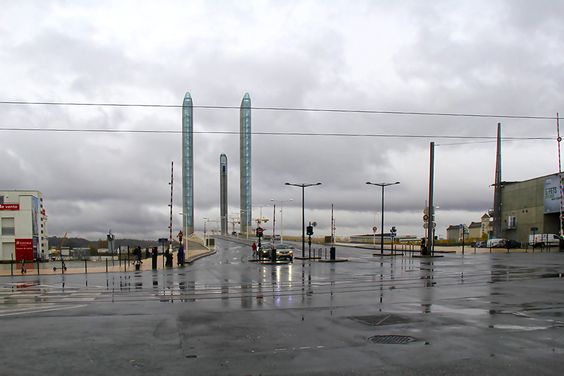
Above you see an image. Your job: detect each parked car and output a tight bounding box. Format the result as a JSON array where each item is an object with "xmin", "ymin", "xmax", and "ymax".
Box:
[
  {"xmin": 505, "ymin": 239, "xmax": 521, "ymax": 249},
  {"xmin": 474, "ymin": 241, "xmax": 487, "ymax": 248},
  {"xmin": 486, "ymin": 238, "xmax": 506, "ymax": 248}
]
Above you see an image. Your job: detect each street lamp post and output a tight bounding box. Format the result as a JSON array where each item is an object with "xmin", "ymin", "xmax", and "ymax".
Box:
[
  {"xmin": 203, "ymin": 217, "xmax": 208, "ymax": 246},
  {"xmin": 270, "ymin": 198, "xmax": 293, "ymax": 243},
  {"xmin": 366, "ymin": 181, "xmax": 400, "ymax": 256},
  {"xmin": 285, "ymin": 182, "xmax": 322, "ymax": 259}
]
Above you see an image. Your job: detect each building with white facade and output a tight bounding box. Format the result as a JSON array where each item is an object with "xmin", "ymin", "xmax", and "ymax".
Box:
[{"xmin": 0, "ymin": 190, "xmax": 48, "ymax": 261}]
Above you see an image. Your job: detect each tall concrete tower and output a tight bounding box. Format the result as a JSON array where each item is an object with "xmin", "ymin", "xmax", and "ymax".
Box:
[
  {"xmin": 182, "ymin": 92, "xmax": 194, "ymax": 235},
  {"xmin": 220, "ymin": 154, "xmax": 228, "ymax": 235},
  {"xmin": 240, "ymin": 93, "xmax": 252, "ymax": 235}
]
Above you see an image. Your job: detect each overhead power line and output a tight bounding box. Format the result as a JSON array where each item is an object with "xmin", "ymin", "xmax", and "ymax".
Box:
[
  {"xmin": 0, "ymin": 126, "xmax": 554, "ymax": 141},
  {"xmin": 0, "ymin": 100, "xmax": 559, "ymax": 120}
]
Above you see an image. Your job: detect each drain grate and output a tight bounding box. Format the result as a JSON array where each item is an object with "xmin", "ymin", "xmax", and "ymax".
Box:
[{"xmin": 369, "ymin": 335, "xmax": 417, "ymax": 345}]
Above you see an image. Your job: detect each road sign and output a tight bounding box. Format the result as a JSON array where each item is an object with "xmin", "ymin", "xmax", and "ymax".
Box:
[
  {"xmin": 372, "ymin": 226, "xmax": 377, "ymax": 233},
  {"xmin": 423, "ymin": 222, "xmax": 436, "ymax": 229},
  {"xmin": 423, "ymin": 214, "xmax": 429, "ymax": 221}
]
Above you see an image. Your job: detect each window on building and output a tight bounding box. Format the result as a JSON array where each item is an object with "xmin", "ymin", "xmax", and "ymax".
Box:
[
  {"xmin": 0, "ymin": 195, "xmax": 4, "ymax": 204},
  {"xmin": 1, "ymin": 217, "xmax": 15, "ymax": 236}
]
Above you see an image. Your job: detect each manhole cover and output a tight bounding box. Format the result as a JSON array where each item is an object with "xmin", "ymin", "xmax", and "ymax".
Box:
[
  {"xmin": 369, "ymin": 335, "xmax": 417, "ymax": 344},
  {"xmin": 351, "ymin": 314, "xmax": 411, "ymax": 326}
]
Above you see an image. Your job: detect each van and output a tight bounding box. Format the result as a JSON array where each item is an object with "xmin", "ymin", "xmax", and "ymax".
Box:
[
  {"xmin": 528, "ymin": 234, "xmax": 561, "ymax": 247},
  {"xmin": 486, "ymin": 238, "xmax": 506, "ymax": 248}
]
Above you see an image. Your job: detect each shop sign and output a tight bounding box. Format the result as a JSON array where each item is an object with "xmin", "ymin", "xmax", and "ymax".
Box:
[{"xmin": 0, "ymin": 204, "xmax": 19, "ymax": 210}]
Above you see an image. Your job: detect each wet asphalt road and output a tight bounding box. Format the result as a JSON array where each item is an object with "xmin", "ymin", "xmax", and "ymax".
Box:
[{"xmin": 1, "ymin": 238, "xmax": 564, "ymax": 375}]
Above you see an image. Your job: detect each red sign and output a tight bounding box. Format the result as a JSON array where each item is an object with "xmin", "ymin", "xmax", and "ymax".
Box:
[
  {"xmin": 15, "ymin": 239, "xmax": 33, "ymax": 261},
  {"xmin": 0, "ymin": 203, "xmax": 19, "ymax": 210}
]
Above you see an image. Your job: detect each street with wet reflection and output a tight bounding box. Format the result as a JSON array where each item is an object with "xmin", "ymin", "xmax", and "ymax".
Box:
[{"xmin": 1, "ymin": 238, "xmax": 564, "ymax": 375}]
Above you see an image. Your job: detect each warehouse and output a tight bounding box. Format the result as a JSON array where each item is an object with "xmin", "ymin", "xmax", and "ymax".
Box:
[{"xmin": 500, "ymin": 173, "xmax": 561, "ymax": 244}]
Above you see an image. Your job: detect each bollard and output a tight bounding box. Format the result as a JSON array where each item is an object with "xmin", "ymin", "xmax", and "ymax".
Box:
[
  {"xmin": 37, "ymin": 258, "xmax": 40, "ymax": 276},
  {"xmin": 330, "ymin": 246, "xmax": 336, "ymax": 260},
  {"xmin": 84, "ymin": 259, "xmax": 88, "ymax": 274},
  {"xmin": 10, "ymin": 254, "xmax": 14, "ymax": 276},
  {"xmin": 106, "ymin": 259, "xmax": 109, "ymax": 273}
]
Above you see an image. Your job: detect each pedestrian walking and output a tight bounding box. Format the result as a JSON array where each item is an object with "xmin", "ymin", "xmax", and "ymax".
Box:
[
  {"xmin": 252, "ymin": 242, "xmax": 257, "ymax": 258},
  {"xmin": 177, "ymin": 244, "xmax": 185, "ymax": 266},
  {"xmin": 165, "ymin": 249, "xmax": 173, "ymax": 267}
]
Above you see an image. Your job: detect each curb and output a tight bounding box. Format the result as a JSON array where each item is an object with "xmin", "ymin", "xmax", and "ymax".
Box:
[{"xmin": 186, "ymin": 249, "xmax": 217, "ymax": 264}]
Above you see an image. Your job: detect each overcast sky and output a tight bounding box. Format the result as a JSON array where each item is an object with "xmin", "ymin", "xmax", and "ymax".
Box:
[{"xmin": 1, "ymin": 0, "xmax": 563, "ymax": 241}]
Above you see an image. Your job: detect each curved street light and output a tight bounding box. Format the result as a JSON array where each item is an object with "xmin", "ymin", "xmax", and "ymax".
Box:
[
  {"xmin": 366, "ymin": 181, "xmax": 400, "ymax": 256},
  {"xmin": 285, "ymin": 182, "xmax": 322, "ymax": 258}
]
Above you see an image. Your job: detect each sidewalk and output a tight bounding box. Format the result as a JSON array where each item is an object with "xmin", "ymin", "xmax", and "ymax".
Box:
[{"xmin": 0, "ymin": 243, "xmax": 215, "ymax": 276}]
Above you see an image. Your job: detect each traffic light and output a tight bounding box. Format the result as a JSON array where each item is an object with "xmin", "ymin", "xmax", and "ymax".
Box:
[{"xmin": 306, "ymin": 225, "xmax": 314, "ymax": 236}]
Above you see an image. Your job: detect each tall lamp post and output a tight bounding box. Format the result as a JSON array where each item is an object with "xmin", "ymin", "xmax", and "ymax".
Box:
[
  {"xmin": 366, "ymin": 181, "xmax": 400, "ymax": 256},
  {"xmin": 285, "ymin": 182, "xmax": 322, "ymax": 258},
  {"xmin": 203, "ymin": 217, "xmax": 208, "ymax": 246},
  {"xmin": 270, "ymin": 198, "xmax": 293, "ymax": 243}
]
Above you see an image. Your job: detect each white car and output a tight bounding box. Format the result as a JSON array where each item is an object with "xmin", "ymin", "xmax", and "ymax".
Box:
[
  {"xmin": 258, "ymin": 242, "xmax": 294, "ymax": 261},
  {"xmin": 486, "ymin": 238, "xmax": 506, "ymax": 248}
]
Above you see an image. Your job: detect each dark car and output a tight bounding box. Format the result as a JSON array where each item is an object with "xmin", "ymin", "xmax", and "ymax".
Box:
[
  {"xmin": 257, "ymin": 242, "xmax": 272, "ymax": 259},
  {"xmin": 505, "ymin": 239, "xmax": 521, "ymax": 249}
]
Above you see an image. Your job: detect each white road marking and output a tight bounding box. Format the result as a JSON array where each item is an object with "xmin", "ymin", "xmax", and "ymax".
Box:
[{"xmin": 0, "ymin": 304, "xmax": 86, "ymax": 317}]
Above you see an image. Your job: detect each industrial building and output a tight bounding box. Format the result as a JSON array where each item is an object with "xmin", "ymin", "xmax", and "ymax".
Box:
[
  {"xmin": 0, "ymin": 190, "xmax": 48, "ymax": 261},
  {"xmin": 500, "ymin": 172, "xmax": 561, "ymax": 243}
]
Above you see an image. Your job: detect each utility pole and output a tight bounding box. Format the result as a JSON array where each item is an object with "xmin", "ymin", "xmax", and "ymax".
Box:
[
  {"xmin": 272, "ymin": 204, "xmax": 276, "ymax": 240},
  {"xmin": 493, "ymin": 123, "xmax": 502, "ymax": 238},
  {"xmin": 331, "ymin": 204, "xmax": 335, "ymax": 246},
  {"xmin": 557, "ymin": 113, "xmax": 563, "ymax": 240},
  {"xmin": 168, "ymin": 161, "xmax": 174, "ymax": 245},
  {"xmin": 427, "ymin": 142, "xmax": 435, "ymax": 256}
]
